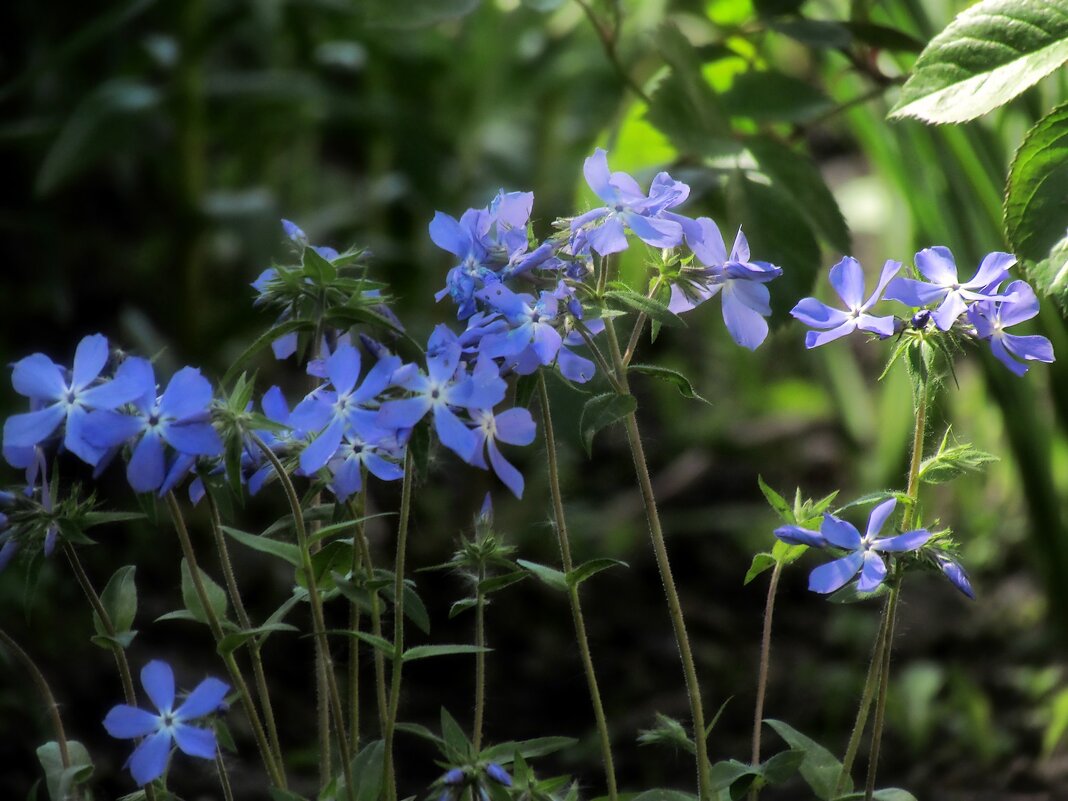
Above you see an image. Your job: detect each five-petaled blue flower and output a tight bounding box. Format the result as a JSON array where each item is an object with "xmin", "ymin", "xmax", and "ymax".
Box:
[
  {"xmin": 103, "ymin": 660, "xmax": 229, "ymax": 786},
  {"xmin": 790, "ymin": 257, "xmax": 900, "ymax": 348},
  {"xmin": 775, "ymin": 498, "xmax": 931, "ymax": 594},
  {"xmin": 966, "ymin": 280, "xmax": 1055, "ymax": 376},
  {"xmin": 470, "ymin": 405, "xmax": 537, "ymax": 498},
  {"xmin": 884, "ymin": 247, "xmax": 1014, "ymax": 331}
]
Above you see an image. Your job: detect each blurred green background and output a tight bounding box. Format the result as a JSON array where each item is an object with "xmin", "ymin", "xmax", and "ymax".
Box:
[{"xmin": 1, "ymin": 0, "xmax": 1067, "ymax": 798}]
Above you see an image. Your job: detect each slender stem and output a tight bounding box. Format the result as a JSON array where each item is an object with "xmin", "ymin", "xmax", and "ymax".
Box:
[
  {"xmin": 537, "ymin": 372, "xmax": 620, "ymax": 801},
  {"xmin": 604, "ymin": 320, "xmax": 710, "ymax": 800},
  {"xmin": 472, "ymin": 563, "xmax": 487, "ymax": 752},
  {"xmin": 317, "ymin": 653, "xmax": 332, "ymax": 787},
  {"xmin": 348, "ymin": 484, "xmax": 368, "ymax": 749},
  {"xmin": 573, "ymin": 321, "xmax": 626, "ymax": 395},
  {"xmin": 205, "ymin": 492, "xmax": 286, "ymax": 780},
  {"xmin": 0, "ymin": 628, "xmax": 72, "ymax": 774},
  {"xmin": 864, "ymin": 577, "xmax": 901, "ymax": 800},
  {"xmin": 164, "ymin": 492, "xmax": 286, "ymax": 789},
  {"xmin": 216, "ymin": 750, "xmax": 236, "ymax": 801},
  {"xmin": 383, "ymin": 449, "xmax": 415, "ymax": 801},
  {"xmin": 749, "ymin": 561, "xmax": 783, "ymax": 798},
  {"xmin": 246, "ymin": 436, "xmax": 355, "ymax": 798},
  {"xmin": 350, "ymin": 504, "xmax": 389, "ymax": 736},
  {"xmin": 622, "ymin": 277, "xmax": 664, "ymax": 367},
  {"xmin": 63, "ymin": 545, "xmax": 157, "ymax": 801}
]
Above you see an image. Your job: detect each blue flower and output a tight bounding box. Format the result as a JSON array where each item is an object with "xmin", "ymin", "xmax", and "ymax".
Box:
[
  {"xmin": 571, "ymin": 149, "xmax": 687, "ymax": 256},
  {"xmin": 281, "ymin": 218, "xmax": 340, "ymax": 260},
  {"xmin": 485, "ymin": 763, "xmax": 512, "ymax": 786},
  {"xmin": 790, "ymin": 257, "xmax": 900, "ymax": 348},
  {"xmin": 884, "ymin": 247, "xmax": 1014, "ymax": 330},
  {"xmin": 85, "ymin": 361, "xmax": 223, "ymax": 494},
  {"xmin": 775, "ymin": 499, "xmax": 931, "ymax": 594},
  {"xmin": 103, "ymin": 660, "xmax": 229, "ymax": 786},
  {"xmin": 936, "ymin": 556, "xmax": 975, "ymax": 599},
  {"xmin": 3, "ymin": 335, "xmax": 145, "ymax": 466},
  {"xmin": 667, "ymin": 219, "xmax": 781, "ymax": 350},
  {"xmin": 470, "ymin": 406, "xmax": 536, "ymax": 498},
  {"xmin": 324, "ymin": 428, "xmax": 405, "ymax": 501},
  {"xmin": 966, "ymin": 280, "xmax": 1055, "ymax": 376},
  {"xmin": 442, "ymin": 768, "xmax": 466, "ymax": 785},
  {"xmin": 475, "ymin": 283, "xmax": 564, "ymax": 367}
]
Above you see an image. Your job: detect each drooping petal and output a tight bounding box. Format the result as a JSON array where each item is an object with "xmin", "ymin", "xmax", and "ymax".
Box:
[
  {"xmin": 175, "ymin": 677, "xmax": 229, "ymax": 720},
  {"xmin": 487, "ymin": 439, "xmax": 524, "ymax": 499},
  {"xmin": 71, "ymin": 334, "xmax": 110, "ymax": 391},
  {"xmin": 172, "ymin": 723, "xmax": 217, "ymax": 759},
  {"xmin": 939, "ymin": 558, "xmax": 975, "ymax": 599},
  {"xmin": 773, "ymin": 525, "xmax": 826, "ymax": 548},
  {"xmin": 271, "ymin": 332, "xmax": 299, "ymax": 360},
  {"xmin": 11, "ymin": 354, "xmax": 66, "ymax": 401},
  {"xmin": 582, "ymin": 148, "xmax": 617, "ymax": 204},
  {"xmin": 856, "ymin": 551, "xmax": 888, "ymax": 592},
  {"xmin": 865, "ymin": 498, "xmax": 897, "ymax": 539},
  {"xmin": 721, "ymin": 281, "xmax": 770, "ymax": 350},
  {"xmin": 329, "ymin": 455, "xmax": 363, "ymax": 501},
  {"xmin": 141, "ymin": 660, "xmax": 176, "ymax": 713},
  {"xmin": 159, "ymin": 368, "xmax": 213, "ymax": 421},
  {"xmin": 494, "ymin": 408, "xmax": 536, "ymax": 446},
  {"xmin": 128, "ymin": 729, "xmax": 173, "ymax": 786},
  {"xmin": 932, "ymin": 291, "xmax": 967, "ymax": 331},
  {"xmin": 805, "ymin": 321, "xmax": 857, "ymax": 349},
  {"xmin": 808, "ymin": 551, "xmax": 864, "ymax": 594},
  {"xmin": 556, "ymin": 347, "xmax": 596, "ymax": 384},
  {"xmin": 828, "ymin": 257, "xmax": 865, "ymax": 308},
  {"xmin": 871, "ymin": 528, "xmax": 931, "ymax": 553},
  {"xmin": 103, "ymin": 705, "xmax": 161, "ymax": 739},
  {"xmin": 128, "ymin": 430, "xmax": 167, "ymax": 493},
  {"xmin": 1002, "ymin": 332, "xmax": 1055, "ymax": 366},
  {"xmin": 426, "ymin": 325, "xmax": 462, "ymax": 385},
  {"xmin": 428, "ymin": 211, "xmax": 469, "ymax": 258},
  {"xmin": 914, "ymin": 246, "xmax": 958, "ymax": 285},
  {"xmin": 586, "ymin": 216, "xmax": 628, "ymax": 256},
  {"xmin": 2, "ymin": 405, "xmax": 66, "ymax": 449},
  {"xmin": 300, "ymin": 417, "xmax": 346, "ymax": 475},
  {"xmin": 625, "ymin": 212, "xmax": 683, "ymax": 249},
  {"xmin": 820, "ymin": 514, "xmax": 862, "ymax": 550},
  {"xmin": 326, "ymin": 344, "xmax": 361, "ymax": 396},
  {"xmin": 433, "ymin": 405, "xmax": 477, "ymax": 463}
]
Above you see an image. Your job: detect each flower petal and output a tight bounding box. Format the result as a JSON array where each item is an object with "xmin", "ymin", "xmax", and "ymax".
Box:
[
  {"xmin": 773, "ymin": 525, "xmax": 826, "ymax": 548},
  {"xmin": 721, "ymin": 280, "xmax": 770, "ymax": 350},
  {"xmin": 829, "ymin": 257, "xmax": 865, "ymax": 308},
  {"xmin": 494, "ymin": 407, "xmax": 536, "ymax": 446},
  {"xmin": 790, "ymin": 298, "xmax": 850, "ymax": 329},
  {"xmin": 141, "ymin": 660, "xmax": 176, "ymax": 713},
  {"xmin": 300, "ymin": 417, "xmax": 346, "ymax": 475},
  {"xmin": 11, "ymin": 354, "xmax": 66, "ymax": 401},
  {"xmin": 587, "ymin": 216, "xmax": 628, "ymax": 256},
  {"xmin": 377, "ymin": 397, "xmax": 431, "ymax": 430},
  {"xmin": 128, "ymin": 430, "xmax": 166, "ymax": 493},
  {"xmin": 2, "ymin": 405, "xmax": 66, "ymax": 449},
  {"xmin": 932, "ymin": 291, "xmax": 967, "ymax": 331},
  {"xmin": 805, "ymin": 321, "xmax": 857, "ymax": 349},
  {"xmin": 175, "ymin": 676, "xmax": 229, "ymax": 721},
  {"xmin": 72, "ymin": 334, "xmax": 109, "ymax": 391},
  {"xmin": 103, "ymin": 705, "xmax": 161, "ymax": 739},
  {"xmin": 159, "ymin": 368, "xmax": 213, "ymax": 421},
  {"xmin": 428, "ymin": 211, "xmax": 469, "ymax": 258},
  {"xmin": 487, "ymin": 439, "xmax": 524, "ymax": 499},
  {"xmin": 865, "ymin": 498, "xmax": 897, "ymax": 539},
  {"xmin": 820, "ymin": 514, "xmax": 862, "ymax": 550},
  {"xmin": 172, "ymin": 723, "xmax": 217, "ymax": 759},
  {"xmin": 624, "ymin": 212, "xmax": 683, "ymax": 249},
  {"xmin": 808, "ymin": 551, "xmax": 864, "ymax": 594},
  {"xmin": 855, "ymin": 551, "xmax": 888, "ymax": 592},
  {"xmin": 326, "ymin": 344, "xmax": 361, "ymax": 396},
  {"xmin": 1002, "ymin": 332, "xmax": 1055, "ymax": 365},
  {"xmin": 914, "ymin": 246, "xmax": 958, "ymax": 285},
  {"xmin": 582, "ymin": 148, "xmax": 616, "ymax": 204},
  {"xmin": 433, "ymin": 405, "xmax": 476, "ymax": 463},
  {"xmin": 164, "ymin": 421, "xmax": 222, "ymax": 456},
  {"xmin": 128, "ymin": 729, "xmax": 172, "ymax": 786},
  {"xmin": 871, "ymin": 528, "xmax": 931, "ymax": 553}
]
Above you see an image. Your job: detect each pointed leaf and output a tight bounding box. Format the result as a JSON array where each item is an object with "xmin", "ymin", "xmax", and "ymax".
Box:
[
  {"xmin": 579, "ymin": 393, "xmax": 637, "ymax": 457},
  {"xmin": 567, "ymin": 558, "xmax": 628, "ymax": 589},
  {"xmin": 180, "ymin": 558, "xmax": 229, "ymax": 625},
  {"xmin": 628, "ymin": 364, "xmax": 711, "ymax": 404},
  {"xmin": 401, "ymin": 644, "xmax": 491, "ymax": 662},
  {"xmin": 517, "ymin": 559, "xmax": 569, "ymax": 592},
  {"xmin": 1006, "ymin": 103, "xmax": 1068, "ymax": 269},
  {"xmin": 764, "ymin": 719, "xmax": 848, "ymax": 799},
  {"xmin": 93, "ymin": 565, "xmax": 137, "ymax": 637}
]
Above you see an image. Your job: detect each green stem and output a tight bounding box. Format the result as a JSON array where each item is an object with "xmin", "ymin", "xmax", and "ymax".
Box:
[
  {"xmin": 573, "ymin": 321, "xmax": 626, "ymax": 395},
  {"xmin": 473, "ymin": 563, "xmax": 487, "ymax": 753},
  {"xmin": 603, "ymin": 321, "xmax": 710, "ymax": 799},
  {"xmin": 164, "ymin": 492, "xmax": 287, "ymax": 789},
  {"xmin": 246, "ymin": 436, "xmax": 355, "ymax": 798},
  {"xmin": 349, "ymin": 502, "xmax": 389, "ymax": 736},
  {"xmin": 216, "ymin": 750, "xmax": 236, "ymax": 801},
  {"xmin": 348, "ymin": 482, "xmax": 368, "ymax": 749},
  {"xmin": 864, "ymin": 576, "xmax": 901, "ymax": 800},
  {"xmin": 205, "ymin": 492, "xmax": 286, "ymax": 781},
  {"xmin": 63, "ymin": 545, "xmax": 156, "ymax": 801},
  {"xmin": 0, "ymin": 627, "xmax": 73, "ymax": 790},
  {"xmin": 537, "ymin": 372, "xmax": 620, "ymax": 801},
  {"xmin": 622, "ymin": 276, "xmax": 663, "ymax": 367},
  {"xmin": 749, "ymin": 561, "xmax": 783, "ymax": 799},
  {"xmin": 383, "ymin": 449, "xmax": 415, "ymax": 801}
]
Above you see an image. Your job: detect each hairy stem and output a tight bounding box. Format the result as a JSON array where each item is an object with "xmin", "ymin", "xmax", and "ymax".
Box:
[
  {"xmin": 216, "ymin": 750, "xmax": 236, "ymax": 801},
  {"xmin": 348, "ymin": 483, "xmax": 368, "ymax": 749},
  {"xmin": 749, "ymin": 560, "xmax": 783, "ymax": 799},
  {"xmin": 350, "ymin": 502, "xmax": 389, "ymax": 736},
  {"xmin": 622, "ymin": 276, "xmax": 664, "ymax": 367},
  {"xmin": 383, "ymin": 449, "xmax": 415, "ymax": 801},
  {"xmin": 604, "ymin": 322, "xmax": 710, "ymax": 799},
  {"xmin": 537, "ymin": 372, "xmax": 620, "ymax": 801},
  {"xmin": 473, "ymin": 562, "xmax": 487, "ymax": 752}
]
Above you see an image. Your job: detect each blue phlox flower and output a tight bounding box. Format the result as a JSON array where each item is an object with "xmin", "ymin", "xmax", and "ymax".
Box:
[
  {"xmin": 442, "ymin": 767, "xmax": 466, "ymax": 785},
  {"xmin": 936, "ymin": 555, "xmax": 975, "ymax": 599},
  {"xmin": 430, "ymin": 207, "xmax": 501, "ymax": 319},
  {"xmin": 3, "ymin": 335, "xmax": 147, "ymax": 467},
  {"xmin": 791, "ymin": 257, "xmax": 901, "ymax": 348},
  {"xmin": 85, "ymin": 361, "xmax": 223, "ymax": 494},
  {"xmin": 571, "ymin": 149, "xmax": 688, "ymax": 256},
  {"xmin": 307, "ymin": 332, "xmax": 354, "ymax": 379},
  {"xmin": 966, "ymin": 280, "xmax": 1054, "ymax": 376},
  {"xmin": 470, "ymin": 405, "xmax": 536, "ymax": 498},
  {"xmin": 776, "ymin": 499, "xmax": 931, "ymax": 594},
  {"xmin": 668, "ymin": 220, "xmax": 781, "ymax": 350},
  {"xmin": 103, "ymin": 660, "xmax": 229, "ymax": 787},
  {"xmin": 281, "ymin": 218, "xmax": 340, "ymax": 260},
  {"xmin": 290, "ymin": 344, "xmax": 403, "ymax": 476},
  {"xmin": 325, "ymin": 427, "xmax": 405, "ymax": 501},
  {"xmin": 475, "ymin": 283, "xmax": 563, "ymax": 367},
  {"xmin": 376, "ymin": 326, "xmax": 505, "ymax": 463},
  {"xmin": 485, "ymin": 763, "xmax": 513, "ymax": 786},
  {"xmin": 884, "ymin": 247, "xmax": 1014, "ymax": 330}
]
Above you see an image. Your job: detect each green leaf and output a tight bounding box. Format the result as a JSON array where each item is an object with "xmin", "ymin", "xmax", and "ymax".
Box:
[
  {"xmin": 395, "ymin": 721, "xmax": 444, "ymax": 747},
  {"xmin": 771, "ymin": 539, "xmax": 807, "ymax": 567},
  {"xmin": 337, "ymin": 630, "xmax": 396, "ymax": 659},
  {"xmin": 842, "ymin": 22, "xmax": 923, "ymax": 52},
  {"xmin": 628, "ymin": 364, "xmax": 711, "ymax": 404},
  {"xmin": 268, "ymin": 790, "xmax": 311, "ymax": 801},
  {"xmin": 36, "ymin": 741, "xmax": 93, "ymax": 801},
  {"xmin": 222, "ymin": 319, "xmax": 314, "ymax": 387},
  {"xmin": 90, "ymin": 631, "xmax": 137, "ymax": 650},
  {"xmin": 302, "ymin": 244, "xmax": 336, "ymax": 283},
  {"xmin": 363, "ymin": 0, "xmax": 480, "ymax": 29},
  {"xmin": 723, "ymin": 71, "xmax": 832, "ymax": 124},
  {"xmin": 380, "ymin": 580, "xmax": 432, "ymax": 635},
  {"xmin": 217, "ymin": 623, "xmax": 299, "ymax": 656},
  {"xmin": 760, "ymin": 749, "xmax": 805, "ymax": 784},
  {"xmin": 333, "ymin": 740, "xmax": 385, "ymax": 801},
  {"xmin": 764, "ymin": 720, "xmax": 847, "ymax": 799},
  {"xmin": 1029, "ymin": 234, "xmax": 1068, "ymax": 315},
  {"xmin": 440, "ymin": 707, "xmax": 472, "ymax": 761},
  {"xmin": 81, "ymin": 511, "xmax": 146, "ymax": 527},
  {"xmin": 747, "ymin": 137, "xmax": 850, "ymax": 253},
  {"xmin": 480, "ymin": 736, "xmax": 578, "ymax": 762},
  {"xmin": 517, "ymin": 559, "xmax": 569, "ymax": 592},
  {"xmin": 478, "ymin": 571, "xmax": 527, "ymax": 594},
  {"xmin": 1006, "ymin": 103, "xmax": 1068, "ymax": 269},
  {"xmin": 402, "ymin": 644, "xmax": 491, "ymax": 662},
  {"xmin": 579, "ymin": 393, "xmax": 637, "ymax": 456},
  {"xmin": 918, "ymin": 429, "xmax": 998, "ymax": 484},
  {"xmin": 604, "ymin": 289, "xmax": 685, "ymax": 328},
  {"xmin": 222, "ymin": 525, "xmax": 302, "ymax": 567},
  {"xmin": 769, "ymin": 19, "xmax": 851, "ymax": 48},
  {"xmin": 567, "ymin": 558, "xmax": 628, "ymax": 589},
  {"xmin": 1043, "ymin": 687, "xmax": 1068, "ymax": 756},
  {"xmin": 180, "ymin": 558, "xmax": 229, "ymax": 625},
  {"xmin": 828, "ymin": 581, "xmax": 891, "ymax": 603},
  {"xmin": 837, "ymin": 792, "xmax": 918, "ymax": 801},
  {"xmin": 93, "ymin": 564, "xmax": 137, "ymax": 637},
  {"xmin": 744, "ymin": 553, "xmax": 776, "ymax": 585},
  {"xmin": 630, "ymin": 791, "xmax": 698, "ymax": 801},
  {"xmin": 707, "ymin": 759, "xmax": 758, "ymax": 793},
  {"xmin": 889, "ymin": 0, "xmax": 1068, "ymax": 123},
  {"xmin": 449, "ymin": 598, "xmax": 479, "ymax": 618},
  {"xmin": 757, "ymin": 476, "xmax": 793, "ymax": 523}
]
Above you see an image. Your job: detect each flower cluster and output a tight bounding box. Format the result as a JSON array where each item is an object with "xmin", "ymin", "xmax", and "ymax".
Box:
[{"xmin": 791, "ymin": 248, "xmax": 1055, "ymax": 375}]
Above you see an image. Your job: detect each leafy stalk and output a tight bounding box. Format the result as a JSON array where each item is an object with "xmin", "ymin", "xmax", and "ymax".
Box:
[{"xmin": 473, "ymin": 560, "xmax": 487, "ymax": 752}]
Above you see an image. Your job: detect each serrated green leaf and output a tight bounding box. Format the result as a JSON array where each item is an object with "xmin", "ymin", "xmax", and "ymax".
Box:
[
  {"xmin": 402, "ymin": 644, "xmax": 491, "ymax": 662},
  {"xmin": 763, "ymin": 719, "xmax": 847, "ymax": 799},
  {"xmin": 744, "ymin": 553, "xmax": 776, "ymax": 585},
  {"xmin": 222, "ymin": 525, "xmax": 302, "ymax": 567},
  {"xmin": 517, "ymin": 559, "xmax": 569, "ymax": 592},
  {"xmin": 919, "ymin": 441, "xmax": 998, "ymax": 484},
  {"xmin": 889, "ymin": 0, "xmax": 1068, "ymax": 124},
  {"xmin": 567, "ymin": 558, "xmax": 628, "ymax": 588},
  {"xmin": 579, "ymin": 393, "xmax": 637, "ymax": 456},
  {"xmin": 1006, "ymin": 103, "xmax": 1068, "ymax": 270},
  {"xmin": 180, "ymin": 558, "xmax": 229, "ymax": 625},
  {"xmin": 93, "ymin": 564, "xmax": 137, "ymax": 636},
  {"xmin": 629, "ymin": 364, "xmax": 711, "ymax": 404}
]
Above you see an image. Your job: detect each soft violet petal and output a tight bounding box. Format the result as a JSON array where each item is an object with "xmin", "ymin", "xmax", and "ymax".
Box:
[
  {"xmin": 326, "ymin": 344, "xmax": 361, "ymax": 396},
  {"xmin": 353, "ymin": 355, "xmax": 401, "ymax": 405},
  {"xmin": 530, "ymin": 323, "xmax": 563, "ymax": 365},
  {"xmin": 773, "ymin": 525, "xmax": 826, "ymax": 548},
  {"xmin": 84, "ymin": 356, "xmax": 157, "ymax": 411},
  {"xmin": 11, "ymin": 354, "xmax": 66, "ymax": 401},
  {"xmin": 856, "ymin": 313, "xmax": 897, "ymax": 338},
  {"xmin": 83, "ymin": 410, "xmax": 146, "ymax": 450},
  {"xmin": 426, "ymin": 325, "xmax": 462, "ymax": 385},
  {"xmin": 587, "ymin": 216, "xmax": 628, "ymax": 256},
  {"xmin": 856, "ymin": 551, "xmax": 888, "ymax": 592},
  {"xmin": 989, "ymin": 336, "xmax": 1028, "ymax": 376},
  {"xmin": 128, "ymin": 729, "xmax": 172, "ymax": 786},
  {"xmin": 64, "ymin": 406, "xmax": 106, "ymax": 466},
  {"xmin": 330, "ymin": 456, "xmax": 362, "ymax": 501},
  {"xmin": 377, "ymin": 397, "xmax": 431, "ymax": 430},
  {"xmin": 866, "ymin": 498, "xmax": 897, "ymax": 539},
  {"xmin": 625, "ymin": 212, "xmax": 683, "ymax": 249},
  {"xmin": 72, "ymin": 334, "xmax": 109, "ymax": 391},
  {"xmin": 871, "ymin": 528, "xmax": 931, "ymax": 553},
  {"xmin": 966, "ymin": 251, "xmax": 1015, "ymax": 289},
  {"xmin": 805, "ymin": 321, "xmax": 857, "ymax": 349},
  {"xmin": 175, "ymin": 677, "xmax": 229, "ymax": 721},
  {"xmin": 932, "ymin": 291, "xmax": 967, "ymax": 331},
  {"xmin": 288, "ymin": 396, "xmax": 334, "ymax": 435},
  {"xmin": 914, "ymin": 246, "xmax": 958, "ymax": 285},
  {"xmin": 164, "ymin": 421, "xmax": 222, "ymax": 456},
  {"xmin": 940, "ymin": 559, "xmax": 975, "ymax": 599},
  {"xmin": 103, "ymin": 705, "xmax": 160, "ymax": 739},
  {"xmin": 790, "ymin": 297, "xmax": 851, "ymax": 329},
  {"xmin": 582, "ymin": 148, "xmax": 616, "ymax": 204},
  {"xmin": 820, "ymin": 514, "xmax": 862, "ymax": 550},
  {"xmin": 300, "ymin": 417, "xmax": 346, "ymax": 475},
  {"xmin": 141, "ymin": 660, "xmax": 176, "ymax": 713},
  {"xmin": 433, "ymin": 405, "xmax": 477, "ymax": 463},
  {"xmin": 428, "ymin": 211, "xmax": 469, "ymax": 258},
  {"xmin": 271, "ymin": 331, "xmax": 298, "ymax": 361},
  {"xmin": 172, "ymin": 724, "xmax": 217, "ymax": 759},
  {"xmin": 829, "ymin": 257, "xmax": 865, "ymax": 308},
  {"xmin": 865, "ymin": 259, "xmax": 903, "ymax": 309},
  {"xmin": 494, "ymin": 407, "xmax": 536, "ymax": 446},
  {"xmin": 883, "ymin": 277, "xmax": 947, "ymax": 307},
  {"xmin": 721, "ymin": 281, "xmax": 770, "ymax": 350},
  {"xmin": 159, "ymin": 368, "xmax": 213, "ymax": 421},
  {"xmin": 557, "ymin": 346, "xmax": 596, "ymax": 384},
  {"xmin": 2, "ymin": 405, "xmax": 66, "ymax": 449},
  {"xmin": 1002, "ymin": 332, "xmax": 1055, "ymax": 365},
  {"xmin": 487, "ymin": 438, "xmax": 524, "ymax": 499},
  {"xmin": 128, "ymin": 430, "xmax": 166, "ymax": 493},
  {"xmin": 997, "ymin": 281, "xmax": 1040, "ymax": 326},
  {"xmin": 261, "ymin": 386, "xmax": 290, "ymax": 423},
  {"xmin": 808, "ymin": 551, "xmax": 864, "ymax": 594}
]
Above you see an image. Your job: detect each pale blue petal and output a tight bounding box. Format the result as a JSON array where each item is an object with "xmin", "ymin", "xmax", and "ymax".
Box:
[
  {"xmin": 932, "ymin": 291, "xmax": 967, "ymax": 331},
  {"xmin": 72, "ymin": 334, "xmax": 109, "ymax": 391},
  {"xmin": 433, "ymin": 405, "xmax": 476, "ymax": 462},
  {"xmin": 175, "ymin": 677, "xmax": 229, "ymax": 720},
  {"xmin": 103, "ymin": 705, "xmax": 160, "ymax": 739},
  {"xmin": 159, "ymin": 368, "xmax": 213, "ymax": 421},
  {"xmin": 866, "ymin": 498, "xmax": 897, "ymax": 539},
  {"xmin": 141, "ymin": 660, "xmax": 175, "ymax": 713},
  {"xmin": 172, "ymin": 724, "xmax": 217, "ymax": 759},
  {"xmin": 914, "ymin": 246, "xmax": 958, "ymax": 284},
  {"xmin": 3, "ymin": 405, "xmax": 65, "ymax": 449},
  {"xmin": 805, "ymin": 321, "xmax": 856, "ymax": 349},
  {"xmin": 494, "ymin": 407, "xmax": 536, "ymax": 446},
  {"xmin": 587, "ymin": 217, "xmax": 628, "ymax": 256},
  {"xmin": 11, "ymin": 354, "xmax": 66, "ymax": 401},
  {"xmin": 128, "ymin": 729, "xmax": 172, "ymax": 786},
  {"xmin": 820, "ymin": 514, "xmax": 862, "ymax": 550},
  {"xmin": 300, "ymin": 417, "xmax": 345, "ymax": 474},
  {"xmin": 790, "ymin": 297, "xmax": 850, "ymax": 328},
  {"xmin": 377, "ymin": 397, "xmax": 431, "ymax": 430},
  {"xmin": 871, "ymin": 528, "xmax": 931, "ymax": 553},
  {"xmin": 488, "ymin": 439, "xmax": 524, "ymax": 499},
  {"xmin": 326, "ymin": 344, "xmax": 361, "ymax": 395},
  {"xmin": 773, "ymin": 526, "xmax": 826, "ymax": 548},
  {"xmin": 808, "ymin": 551, "xmax": 864, "ymax": 594},
  {"xmin": 128, "ymin": 431, "xmax": 166, "ymax": 493},
  {"xmin": 828, "ymin": 257, "xmax": 865, "ymax": 308},
  {"xmin": 856, "ymin": 551, "xmax": 887, "ymax": 592}
]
